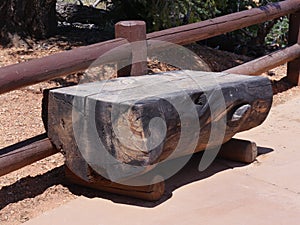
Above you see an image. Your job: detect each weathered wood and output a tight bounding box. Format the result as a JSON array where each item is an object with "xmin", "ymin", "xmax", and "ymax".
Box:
[
  {"xmin": 0, "ymin": 134, "xmax": 59, "ymax": 177},
  {"xmin": 146, "ymin": 0, "xmax": 300, "ymax": 45},
  {"xmin": 0, "ymin": 38, "xmax": 127, "ymax": 95},
  {"xmin": 287, "ymin": 11, "xmax": 300, "ymax": 85},
  {"xmin": 65, "ymin": 167, "xmax": 165, "ymax": 201},
  {"xmin": 225, "ymin": 44, "xmax": 300, "ymax": 75},
  {"xmin": 115, "ymin": 21, "xmax": 147, "ymax": 77},
  {"xmin": 46, "ymin": 71, "xmax": 272, "ymax": 186},
  {"xmin": 218, "ymin": 138, "xmax": 257, "ymax": 163}
]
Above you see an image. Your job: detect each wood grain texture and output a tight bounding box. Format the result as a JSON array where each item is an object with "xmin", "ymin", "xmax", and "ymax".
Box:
[
  {"xmin": 218, "ymin": 138, "xmax": 257, "ymax": 163},
  {"xmin": 46, "ymin": 71, "xmax": 273, "ymax": 183}
]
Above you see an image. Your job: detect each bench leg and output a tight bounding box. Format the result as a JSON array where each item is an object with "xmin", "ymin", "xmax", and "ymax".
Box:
[
  {"xmin": 65, "ymin": 166, "xmax": 165, "ymax": 201},
  {"xmin": 218, "ymin": 138, "xmax": 257, "ymax": 163}
]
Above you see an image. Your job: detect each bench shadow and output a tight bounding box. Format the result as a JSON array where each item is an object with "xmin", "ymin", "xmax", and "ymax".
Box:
[
  {"xmin": 0, "ymin": 166, "xmax": 64, "ymax": 210},
  {"xmin": 257, "ymin": 146, "xmax": 273, "ymax": 156},
  {"xmin": 66, "ymin": 145, "xmax": 274, "ymax": 207},
  {"xmin": 0, "ymin": 146, "xmax": 273, "ymax": 210},
  {"xmin": 271, "ymin": 77, "xmax": 295, "ymax": 95}
]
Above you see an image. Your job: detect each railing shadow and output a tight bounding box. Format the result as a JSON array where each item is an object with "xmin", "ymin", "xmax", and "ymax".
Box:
[{"xmin": 0, "ymin": 146, "xmax": 273, "ymax": 210}]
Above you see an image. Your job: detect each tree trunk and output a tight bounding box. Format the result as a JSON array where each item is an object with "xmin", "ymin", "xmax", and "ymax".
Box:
[{"xmin": 0, "ymin": 0, "xmax": 57, "ymax": 45}]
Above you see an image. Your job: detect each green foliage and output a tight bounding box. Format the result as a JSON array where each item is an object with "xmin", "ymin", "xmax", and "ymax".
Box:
[
  {"xmin": 210, "ymin": 0, "xmax": 289, "ymax": 55},
  {"xmin": 105, "ymin": 0, "xmax": 288, "ymax": 52},
  {"xmin": 265, "ymin": 16, "xmax": 289, "ymax": 49},
  {"xmin": 105, "ymin": 0, "xmax": 223, "ymax": 31},
  {"xmin": 62, "ymin": 0, "xmax": 289, "ymax": 54}
]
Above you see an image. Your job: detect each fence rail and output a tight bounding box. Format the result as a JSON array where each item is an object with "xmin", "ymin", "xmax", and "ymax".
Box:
[
  {"xmin": 225, "ymin": 44, "xmax": 300, "ymax": 75},
  {"xmin": 147, "ymin": 0, "xmax": 300, "ymax": 45},
  {"xmin": 0, "ymin": 0, "xmax": 300, "ymax": 177},
  {"xmin": 1, "ymin": 0, "xmax": 300, "ymax": 95}
]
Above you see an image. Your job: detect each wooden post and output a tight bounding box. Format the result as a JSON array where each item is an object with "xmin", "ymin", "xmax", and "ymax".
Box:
[
  {"xmin": 287, "ymin": 11, "xmax": 300, "ymax": 85},
  {"xmin": 115, "ymin": 21, "xmax": 147, "ymax": 77}
]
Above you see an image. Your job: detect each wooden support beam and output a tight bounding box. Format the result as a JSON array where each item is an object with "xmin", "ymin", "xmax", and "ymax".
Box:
[
  {"xmin": 65, "ymin": 167, "xmax": 165, "ymax": 201},
  {"xmin": 0, "ymin": 134, "xmax": 59, "ymax": 177},
  {"xmin": 218, "ymin": 138, "xmax": 257, "ymax": 163},
  {"xmin": 225, "ymin": 44, "xmax": 300, "ymax": 75},
  {"xmin": 287, "ymin": 11, "xmax": 300, "ymax": 85},
  {"xmin": 115, "ymin": 21, "xmax": 147, "ymax": 77}
]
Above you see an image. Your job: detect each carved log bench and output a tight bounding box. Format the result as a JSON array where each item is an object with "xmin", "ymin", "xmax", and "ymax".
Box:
[{"xmin": 45, "ymin": 70, "xmax": 273, "ymax": 201}]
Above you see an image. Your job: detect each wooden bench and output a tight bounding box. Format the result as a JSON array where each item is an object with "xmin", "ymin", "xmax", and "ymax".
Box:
[{"xmin": 45, "ymin": 70, "xmax": 273, "ymax": 200}]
